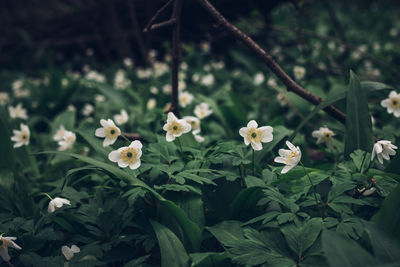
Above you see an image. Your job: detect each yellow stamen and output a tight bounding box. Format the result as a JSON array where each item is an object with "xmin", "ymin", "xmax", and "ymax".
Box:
[
  {"xmin": 105, "ymin": 126, "xmax": 118, "ymax": 139},
  {"xmin": 390, "ymin": 97, "xmax": 400, "ymax": 109},
  {"xmin": 121, "ymin": 147, "xmax": 138, "ymax": 164},
  {"xmin": 247, "ymin": 128, "xmax": 262, "ymax": 143},
  {"xmin": 168, "ymin": 121, "xmax": 182, "ymax": 135},
  {"xmin": 286, "ymin": 151, "xmax": 298, "ymax": 164}
]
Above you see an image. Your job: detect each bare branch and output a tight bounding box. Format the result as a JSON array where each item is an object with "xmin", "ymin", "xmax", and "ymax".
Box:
[
  {"xmin": 197, "ymin": 0, "xmax": 346, "ymax": 124},
  {"xmin": 148, "ymin": 18, "xmax": 176, "ymax": 31},
  {"xmin": 143, "ymin": 0, "xmax": 174, "ymax": 32}
]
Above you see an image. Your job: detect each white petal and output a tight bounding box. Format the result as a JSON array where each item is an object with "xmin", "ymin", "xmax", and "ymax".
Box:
[
  {"xmin": 380, "ymin": 99, "xmax": 390, "ymax": 108},
  {"xmin": 108, "ymin": 150, "xmax": 121, "ymax": 162},
  {"xmin": 243, "ymin": 137, "xmax": 250, "ymax": 146},
  {"xmin": 117, "ymin": 160, "xmax": 129, "ymax": 168},
  {"xmin": 70, "ymin": 245, "xmax": 80, "ymax": 253},
  {"xmin": 0, "ymin": 247, "xmax": 10, "ymax": 262},
  {"xmin": 281, "ymin": 165, "xmax": 294, "ymax": 174},
  {"xmin": 247, "ymin": 120, "xmax": 258, "ymax": 128},
  {"xmin": 95, "ymin": 128, "xmax": 106, "ymax": 137},
  {"xmin": 167, "ymin": 112, "xmax": 177, "ymax": 123},
  {"xmin": 130, "ymin": 140, "xmax": 143, "ymax": 150},
  {"xmin": 181, "ymin": 121, "xmax": 192, "ymax": 133},
  {"xmin": 285, "ymin": 140, "xmax": 296, "ymax": 151},
  {"xmin": 251, "ymin": 142, "xmax": 262, "ymax": 151},
  {"xmin": 274, "ymin": 156, "xmax": 287, "ymax": 164},
  {"xmin": 389, "ymin": 91, "xmax": 397, "ymax": 98},
  {"xmin": 100, "ymin": 119, "xmax": 108, "ymax": 128},
  {"xmin": 166, "ymin": 132, "xmax": 175, "ymax": 142},
  {"xmin": 103, "ymin": 137, "xmax": 116, "ymax": 147},
  {"xmin": 129, "ymin": 160, "xmax": 141, "ymax": 170},
  {"xmin": 62, "ymin": 246, "xmax": 74, "ymax": 261}
]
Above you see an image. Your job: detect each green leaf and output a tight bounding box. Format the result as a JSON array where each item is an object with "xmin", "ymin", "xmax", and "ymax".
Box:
[
  {"xmin": 371, "ymin": 184, "xmax": 400, "ymax": 240},
  {"xmin": 344, "ymin": 71, "xmax": 373, "ymax": 157},
  {"xmin": 76, "ymin": 129, "xmax": 112, "ymax": 158},
  {"xmin": 280, "ymin": 218, "xmax": 322, "ymax": 257},
  {"xmin": 322, "ymin": 230, "xmax": 376, "ymax": 267},
  {"xmin": 150, "ymin": 220, "xmax": 189, "ymax": 267},
  {"xmin": 350, "ymin": 149, "xmax": 371, "ymax": 173},
  {"xmin": 228, "ymin": 187, "xmax": 264, "ymax": 220},
  {"xmin": 207, "ymin": 221, "xmax": 244, "ymax": 247},
  {"xmin": 189, "ymin": 252, "xmax": 231, "ymax": 267},
  {"xmin": 363, "ymin": 221, "xmax": 400, "ymax": 263}
]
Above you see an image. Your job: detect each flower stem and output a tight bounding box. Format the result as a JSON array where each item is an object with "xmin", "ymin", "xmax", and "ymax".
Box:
[
  {"xmin": 41, "ymin": 192, "xmax": 53, "ymax": 200},
  {"xmin": 359, "ymin": 151, "xmax": 367, "ymax": 173},
  {"xmin": 300, "ymin": 161, "xmax": 321, "ymax": 214},
  {"xmin": 121, "ymin": 134, "xmax": 131, "ymax": 144},
  {"xmin": 252, "ymin": 149, "xmax": 255, "ymax": 176}
]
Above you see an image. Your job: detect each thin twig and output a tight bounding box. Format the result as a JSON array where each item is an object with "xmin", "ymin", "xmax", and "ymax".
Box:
[
  {"xmin": 120, "ymin": 132, "xmax": 142, "ymax": 141},
  {"xmin": 149, "ymin": 18, "xmax": 176, "ymax": 31},
  {"xmin": 143, "ymin": 0, "xmax": 174, "ymax": 32},
  {"xmin": 196, "ymin": 0, "xmax": 346, "ymax": 124}
]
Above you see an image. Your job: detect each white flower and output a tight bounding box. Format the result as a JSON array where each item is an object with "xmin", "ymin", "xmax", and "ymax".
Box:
[
  {"xmin": 277, "ymin": 92, "xmax": 288, "ymax": 107},
  {"xmin": 381, "ymin": 91, "xmax": 400, "ymax": 117},
  {"xmin": 389, "ymin": 27, "xmax": 398, "ymax": 37},
  {"xmin": 113, "ymin": 110, "xmax": 129, "ymax": 125},
  {"xmin": 95, "ymin": 94, "xmax": 105, "ymax": 102},
  {"xmin": 200, "ymin": 41, "xmax": 210, "ymax": 52},
  {"xmin": 293, "ymin": 66, "xmax": 306, "ymax": 80},
  {"xmin": 179, "ymin": 80, "xmax": 187, "ymax": 91},
  {"xmin": 114, "ymin": 69, "xmax": 131, "ymax": 90},
  {"xmin": 239, "ymin": 120, "xmax": 273, "ymax": 151},
  {"xmin": 371, "ymin": 140, "xmax": 397, "ymax": 164},
  {"xmin": 163, "ymin": 84, "xmax": 172, "ymax": 94},
  {"xmin": 108, "ymin": 141, "xmax": 142, "ymax": 169},
  {"xmin": 0, "ymin": 235, "xmax": 22, "ymax": 262},
  {"xmin": 67, "ymin": 105, "xmax": 76, "ymax": 112},
  {"xmin": 85, "ymin": 70, "xmax": 105, "ymax": 83},
  {"xmin": 274, "ymin": 141, "xmax": 302, "ymax": 174},
  {"xmin": 123, "ymin": 57, "xmax": 134, "ymax": 68},
  {"xmin": 180, "ymin": 62, "xmax": 188, "ymax": 70},
  {"xmin": 61, "ymin": 78, "xmax": 69, "ymax": 88},
  {"xmin": 0, "ymin": 92, "xmax": 9, "ymax": 106},
  {"xmin": 193, "ymin": 132, "xmax": 205, "ymax": 143},
  {"xmin": 253, "ymin": 72, "xmax": 265, "ymax": 86},
  {"xmin": 11, "ymin": 123, "xmax": 30, "ymax": 148},
  {"xmin": 200, "ymin": 74, "xmax": 215, "ymax": 87},
  {"xmin": 136, "ymin": 68, "xmax": 152, "ymax": 79},
  {"xmin": 153, "ymin": 61, "xmax": 169, "ymax": 77},
  {"xmin": 58, "ymin": 131, "xmax": 76, "ymax": 151},
  {"xmin": 147, "ymin": 98, "xmax": 157, "ymax": 110},
  {"xmin": 48, "ymin": 197, "xmax": 71, "ymax": 213},
  {"xmin": 194, "ymin": 103, "xmax": 213, "ymax": 119},
  {"xmin": 150, "ymin": 86, "xmax": 159, "ymax": 94},
  {"xmin": 95, "ymin": 119, "xmax": 121, "ymax": 147},
  {"xmin": 12, "ymin": 80, "xmax": 23, "ymax": 91},
  {"xmin": 183, "ymin": 116, "xmax": 201, "ymax": 133},
  {"xmin": 62, "ymin": 245, "xmax": 80, "ymax": 261},
  {"xmin": 53, "ymin": 125, "xmax": 66, "ymax": 141},
  {"xmin": 267, "ymin": 78, "xmax": 278, "ymax": 88},
  {"xmin": 192, "ymin": 73, "xmax": 200, "ymax": 83},
  {"xmin": 179, "ymin": 91, "xmax": 194, "ymax": 108},
  {"xmin": 163, "ymin": 112, "xmax": 191, "ymax": 142},
  {"xmin": 9, "ymin": 103, "xmax": 28, "ymax": 120},
  {"xmin": 312, "ymin": 127, "xmax": 335, "ymax": 144},
  {"xmin": 82, "ymin": 104, "xmax": 94, "ymax": 117}
]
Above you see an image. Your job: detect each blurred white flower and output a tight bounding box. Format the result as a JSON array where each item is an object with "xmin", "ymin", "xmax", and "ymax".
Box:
[
  {"xmin": 48, "ymin": 197, "xmax": 71, "ymax": 213},
  {"xmin": 61, "ymin": 78, "xmax": 69, "ymax": 88},
  {"xmin": 239, "ymin": 120, "xmax": 273, "ymax": 151},
  {"xmin": 211, "ymin": 60, "xmax": 225, "ymax": 70},
  {"xmin": 179, "ymin": 91, "xmax": 194, "ymax": 108},
  {"xmin": 58, "ymin": 131, "xmax": 76, "ymax": 151},
  {"xmin": 53, "ymin": 125, "xmax": 66, "ymax": 141},
  {"xmin": 274, "ymin": 141, "xmax": 302, "ymax": 174},
  {"xmin": 150, "ymin": 86, "xmax": 159, "ymax": 94},
  {"xmin": 153, "ymin": 61, "xmax": 169, "ymax": 77},
  {"xmin": 95, "ymin": 119, "xmax": 121, "ymax": 147},
  {"xmin": 233, "ymin": 69, "xmax": 241, "ymax": 77},
  {"xmin": 85, "ymin": 70, "xmax": 105, "ymax": 83},
  {"xmin": 0, "ymin": 235, "xmax": 22, "ymax": 262},
  {"xmin": 312, "ymin": 127, "xmax": 335, "ymax": 145},
  {"xmin": 277, "ymin": 92, "xmax": 288, "ymax": 107},
  {"xmin": 179, "ymin": 80, "xmax": 187, "ymax": 91},
  {"xmin": 389, "ymin": 27, "xmax": 398, "ymax": 37},
  {"xmin": 180, "ymin": 62, "xmax": 188, "ymax": 71},
  {"xmin": 0, "ymin": 92, "xmax": 9, "ymax": 106},
  {"xmin": 358, "ymin": 187, "xmax": 376, "ymax": 196},
  {"xmin": 163, "ymin": 84, "xmax": 172, "ymax": 95},
  {"xmin": 95, "ymin": 94, "xmax": 105, "ymax": 102},
  {"xmin": 113, "ymin": 109, "xmax": 129, "ymax": 125},
  {"xmin": 136, "ymin": 68, "xmax": 152, "ymax": 79},
  {"xmin": 147, "ymin": 98, "xmax": 157, "ymax": 110},
  {"xmin": 253, "ymin": 72, "xmax": 265, "ymax": 86},
  {"xmin": 12, "ymin": 79, "xmax": 23, "ymax": 91},
  {"xmin": 200, "ymin": 41, "xmax": 210, "ymax": 52},
  {"xmin": 267, "ymin": 78, "xmax": 278, "ymax": 88},
  {"xmin": 82, "ymin": 104, "xmax": 94, "ymax": 117},
  {"xmin": 327, "ymin": 40, "xmax": 336, "ymax": 50},
  {"xmin": 373, "ymin": 42, "xmax": 381, "ymax": 52},
  {"xmin": 11, "ymin": 123, "xmax": 30, "ymax": 148},
  {"xmin": 62, "ymin": 245, "xmax": 80, "ymax": 261},
  {"xmin": 293, "ymin": 66, "xmax": 306, "ymax": 80},
  {"xmin": 183, "ymin": 116, "xmax": 200, "ymax": 133},
  {"xmin": 114, "ymin": 69, "xmax": 131, "ymax": 90},
  {"xmin": 108, "ymin": 140, "xmax": 142, "ymax": 170},
  {"xmin": 381, "ymin": 91, "xmax": 400, "ymax": 117},
  {"xmin": 67, "ymin": 105, "xmax": 76, "ymax": 112},
  {"xmin": 192, "ymin": 73, "xmax": 200, "ymax": 83},
  {"xmin": 371, "ymin": 140, "xmax": 397, "ymax": 164},
  {"xmin": 9, "ymin": 103, "xmax": 28, "ymax": 120},
  {"xmin": 201, "ymin": 74, "xmax": 214, "ymax": 86},
  {"xmin": 163, "ymin": 112, "xmax": 191, "ymax": 142},
  {"xmin": 123, "ymin": 57, "xmax": 134, "ymax": 68},
  {"xmin": 194, "ymin": 103, "xmax": 213, "ymax": 119},
  {"xmin": 193, "ymin": 132, "xmax": 205, "ymax": 143}
]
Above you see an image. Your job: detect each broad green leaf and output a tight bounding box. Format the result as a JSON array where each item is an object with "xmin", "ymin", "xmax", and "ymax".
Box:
[
  {"xmin": 150, "ymin": 220, "xmax": 189, "ymax": 267},
  {"xmin": 344, "ymin": 71, "xmax": 373, "ymax": 157},
  {"xmin": 76, "ymin": 129, "xmax": 112, "ymax": 158},
  {"xmin": 322, "ymin": 230, "xmax": 376, "ymax": 267},
  {"xmin": 207, "ymin": 221, "xmax": 244, "ymax": 247},
  {"xmin": 228, "ymin": 187, "xmax": 263, "ymax": 220},
  {"xmin": 363, "ymin": 221, "xmax": 400, "ymax": 263},
  {"xmin": 189, "ymin": 252, "xmax": 231, "ymax": 267},
  {"xmin": 371, "ymin": 184, "xmax": 400, "ymax": 240}
]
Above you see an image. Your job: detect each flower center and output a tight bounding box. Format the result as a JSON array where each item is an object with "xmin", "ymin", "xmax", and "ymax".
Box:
[
  {"xmin": 121, "ymin": 147, "xmax": 138, "ymax": 163},
  {"xmin": 390, "ymin": 97, "xmax": 400, "ymax": 108},
  {"xmin": 66, "ymin": 136, "xmax": 75, "ymax": 143},
  {"xmin": 286, "ymin": 151, "xmax": 299, "ymax": 164},
  {"xmin": 21, "ymin": 133, "xmax": 28, "ymax": 141},
  {"xmin": 247, "ymin": 128, "xmax": 262, "ymax": 142},
  {"xmin": 106, "ymin": 126, "xmax": 118, "ymax": 139},
  {"xmin": 168, "ymin": 121, "xmax": 182, "ymax": 135}
]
